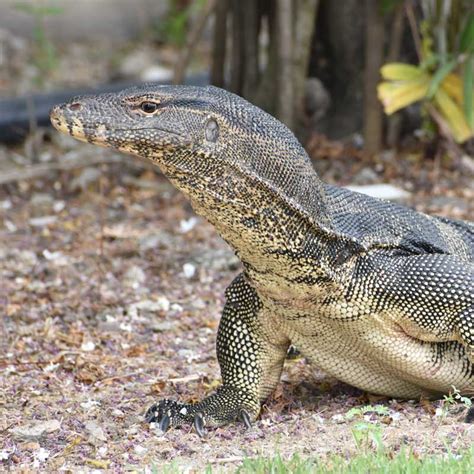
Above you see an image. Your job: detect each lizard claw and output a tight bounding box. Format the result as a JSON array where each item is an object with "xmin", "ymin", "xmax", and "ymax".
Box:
[
  {"xmin": 144, "ymin": 402, "xmax": 172, "ymax": 432},
  {"xmin": 159, "ymin": 413, "xmax": 171, "ymax": 433},
  {"xmin": 239, "ymin": 409, "xmax": 252, "ymax": 429},
  {"xmin": 193, "ymin": 412, "xmax": 206, "ymax": 437},
  {"xmin": 144, "ymin": 403, "xmax": 159, "ymax": 423}
]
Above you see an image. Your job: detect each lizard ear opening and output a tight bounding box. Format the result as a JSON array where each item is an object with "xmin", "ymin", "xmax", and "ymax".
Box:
[{"xmin": 205, "ymin": 118, "xmax": 219, "ymax": 143}]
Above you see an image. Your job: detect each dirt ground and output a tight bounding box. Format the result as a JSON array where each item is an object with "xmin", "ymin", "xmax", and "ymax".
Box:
[{"xmin": 1, "ymin": 130, "xmax": 473, "ymax": 471}]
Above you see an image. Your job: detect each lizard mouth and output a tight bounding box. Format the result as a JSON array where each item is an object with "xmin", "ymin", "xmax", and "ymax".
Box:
[{"xmin": 50, "ymin": 106, "xmax": 100, "ymax": 144}]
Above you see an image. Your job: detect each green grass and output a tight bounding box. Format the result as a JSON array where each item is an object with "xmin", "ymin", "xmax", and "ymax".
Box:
[
  {"xmin": 152, "ymin": 448, "xmax": 474, "ymax": 473},
  {"xmin": 237, "ymin": 450, "xmax": 474, "ymax": 474}
]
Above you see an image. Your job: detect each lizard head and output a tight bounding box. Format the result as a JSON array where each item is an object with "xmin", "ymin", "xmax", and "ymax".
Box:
[
  {"xmin": 50, "ymin": 85, "xmax": 329, "ymax": 247},
  {"xmin": 49, "ymin": 85, "xmax": 306, "ymax": 175}
]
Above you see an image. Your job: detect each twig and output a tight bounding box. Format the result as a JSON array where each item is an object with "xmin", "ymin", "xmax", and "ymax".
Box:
[
  {"xmin": 97, "ymin": 163, "xmax": 107, "ymax": 293},
  {"xmin": 0, "ymin": 155, "xmax": 124, "ymax": 185},
  {"xmin": 168, "ymin": 374, "xmax": 203, "ymax": 384},
  {"xmin": 95, "ymin": 371, "xmax": 144, "ymax": 385},
  {"xmin": 173, "ymin": 0, "xmax": 217, "ymax": 84},
  {"xmin": 209, "ymin": 456, "xmax": 246, "ymax": 464},
  {"xmin": 0, "ymin": 152, "xmax": 163, "ymax": 186},
  {"xmin": 405, "ymin": 1, "xmax": 422, "ymax": 61}
]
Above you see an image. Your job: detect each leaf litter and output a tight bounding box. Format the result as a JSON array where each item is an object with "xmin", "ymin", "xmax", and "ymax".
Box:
[{"xmin": 0, "ymin": 134, "xmax": 473, "ymax": 470}]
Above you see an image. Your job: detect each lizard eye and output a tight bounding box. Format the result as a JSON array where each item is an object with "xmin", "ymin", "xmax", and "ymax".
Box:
[
  {"xmin": 205, "ymin": 118, "xmax": 219, "ymax": 142},
  {"xmin": 140, "ymin": 101, "xmax": 159, "ymax": 114}
]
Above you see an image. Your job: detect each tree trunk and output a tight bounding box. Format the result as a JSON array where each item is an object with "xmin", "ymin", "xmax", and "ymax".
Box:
[
  {"xmin": 210, "ymin": 0, "xmax": 228, "ymax": 87},
  {"xmin": 363, "ymin": 0, "xmax": 384, "ymax": 154},
  {"xmin": 242, "ymin": 0, "xmax": 260, "ymax": 100},
  {"xmin": 313, "ymin": 0, "xmax": 365, "ymax": 138},
  {"xmin": 293, "ymin": 0, "xmax": 320, "ymax": 137},
  {"xmin": 386, "ymin": 4, "xmax": 405, "ymax": 147},
  {"xmin": 229, "ymin": 0, "xmax": 244, "ymax": 94},
  {"xmin": 276, "ymin": 0, "xmax": 294, "ymax": 129}
]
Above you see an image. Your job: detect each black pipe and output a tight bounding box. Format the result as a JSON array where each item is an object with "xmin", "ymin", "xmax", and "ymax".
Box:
[{"xmin": 0, "ymin": 74, "xmax": 209, "ymax": 144}]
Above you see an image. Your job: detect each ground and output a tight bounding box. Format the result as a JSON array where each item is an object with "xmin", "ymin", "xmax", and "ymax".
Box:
[{"xmin": 1, "ymin": 129, "xmax": 473, "ymax": 471}]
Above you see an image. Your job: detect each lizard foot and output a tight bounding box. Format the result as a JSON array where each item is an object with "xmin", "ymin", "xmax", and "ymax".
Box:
[{"xmin": 145, "ymin": 387, "xmax": 259, "ymax": 436}]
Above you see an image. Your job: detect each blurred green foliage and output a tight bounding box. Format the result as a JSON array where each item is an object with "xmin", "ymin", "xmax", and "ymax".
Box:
[
  {"xmin": 153, "ymin": 0, "xmax": 205, "ymax": 46},
  {"xmin": 14, "ymin": 1, "xmax": 63, "ymax": 86},
  {"xmin": 379, "ymin": 0, "xmax": 474, "ymax": 143}
]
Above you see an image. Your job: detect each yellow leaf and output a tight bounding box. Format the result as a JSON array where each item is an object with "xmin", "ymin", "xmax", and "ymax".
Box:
[
  {"xmin": 377, "ymin": 82, "xmax": 399, "ymax": 97},
  {"xmin": 86, "ymin": 459, "xmax": 111, "ymax": 469},
  {"xmin": 442, "ymin": 73, "xmax": 464, "ymax": 105},
  {"xmin": 378, "ymin": 78, "xmax": 430, "ymax": 115},
  {"xmin": 434, "ymin": 88, "xmax": 473, "ymax": 143},
  {"xmin": 380, "ymin": 63, "xmax": 426, "ymax": 81}
]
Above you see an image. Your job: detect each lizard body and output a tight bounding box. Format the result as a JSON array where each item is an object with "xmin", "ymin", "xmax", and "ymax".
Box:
[{"xmin": 50, "ymin": 85, "xmax": 474, "ymax": 433}]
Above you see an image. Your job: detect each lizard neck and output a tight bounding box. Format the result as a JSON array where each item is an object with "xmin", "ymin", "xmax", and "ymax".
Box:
[{"xmin": 165, "ymin": 163, "xmax": 337, "ymax": 281}]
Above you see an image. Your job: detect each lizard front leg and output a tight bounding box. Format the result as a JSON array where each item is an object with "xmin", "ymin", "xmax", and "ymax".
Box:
[{"xmin": 145, "ymin": 273, "xmax": 289, "ymax": 435}]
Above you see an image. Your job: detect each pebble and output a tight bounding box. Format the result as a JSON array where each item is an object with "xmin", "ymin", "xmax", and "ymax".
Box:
[
  {"xmin": 183, "ymin": 262, "xmax": 196, "ymax": 279},
  {"xmin": 10, "ymin": 419, "xmax": 61, "ymax": 440},
  {"xmin": 85, "ymin": 421, "xmax": 107, "ymax": 444},
  {"xmin": 123, "ymin": 265, "xmax": 146, "ymax": 289},
  {"xmin": 69, "ymin": 167, "xmax": 101, "ymax": 192},
  {"xmin": 29, "ymin": 215, "xmax": 57, "ymax": 227}
]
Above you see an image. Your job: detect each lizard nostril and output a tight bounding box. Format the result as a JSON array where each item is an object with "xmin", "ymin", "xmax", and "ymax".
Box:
[{"xmin": 68, "ymin": 102, "xmax": 83, "ymax": 111}]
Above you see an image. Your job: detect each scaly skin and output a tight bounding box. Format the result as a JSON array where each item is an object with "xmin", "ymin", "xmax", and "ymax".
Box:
[{"xmin": 50, "ymin": 85, "xmax": 474, "ymax": 435}]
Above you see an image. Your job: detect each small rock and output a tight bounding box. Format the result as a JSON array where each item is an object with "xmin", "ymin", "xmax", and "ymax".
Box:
[
  {"xmin": 134, "ymin": 445, "xmax": 148, "ymax": 456},
  {"xmin": 179, "ymin": 217, "xmax": 198, "ymax": 233},
  {"xmin": 10, "ymin": 419, "xmax": 61, "ymax": 440},
  {"xmin": 312, "ymin": 415, "xmax": 325, "ymax": 424},
  {"xmin": 191, "ymin": 298, "xmax": 206, "ymax": 310},
  {"xmin": 128, "ymin": 297, "xmax": 171, "ymax": 318},
  {"xmin": 0, "ymin": 450, "xmax": 12, "ymax": 461},
  {"xmin": 151, "ymin": 321, "xmax": 175, "ymax": 332},
  {"xmin": 85, "ymin": 421, "xmax": 107, "ymax": 445},
  {"xmin": 183, "ymin": 262, "xmax": 196, "ymax": 279},
  {"xmin": 352, "ymin": 167, "xmax": 379, "ymax": 185},
  {"xmin": 53, "ymin": 200, "xmax": 66, "ymax": 213},
  {"xmin": 0, "ymin": 199, "xmax": 12, "ymax": 210},
  {"xmin": 98, "ymin": 446, "xmax": 108, "ymax": 457},
  {"xmin": 139, "ymin": 231, "xmax": 174, "ymax": 252},
  {"xmin": 69, "ymin": 167, "xmax": 101, "ymax": 192},
  {"xmin": 17, "ymin": 250, "xmax": 38, "ymax": 268},
  {"xmin": 80, "ymin": 399, "xmax": 101, "ymax": 410},
  {"xmin": 34, "ymin": 447, "xmax": 50, "ymax": 463},
  {"xmin": 30, "ymin": 193, "xmax": 54, "ymax": 214},
  {"xmin": 42, "ymin": 249, "xmax": 69, "ymax": 266},
  {"xmin": 331, "ymin": 414, "xmax": 345, "ymax": 424},
  {"xmin": 81, "ymin": 341, "xmax": 96, "ymax": 352},
  {"xmin": 29, "ymin": 215, "xmax": 57, "ymax": 227},
  {"xmin": 4, "ymin": 220, "xmax": 17, "ymax": 232},
  {"xmin": 123, "ymin": 265, "xmax": 146, "ymax": 289}
]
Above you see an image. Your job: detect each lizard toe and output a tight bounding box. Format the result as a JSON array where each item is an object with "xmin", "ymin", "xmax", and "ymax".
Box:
[{"xmin": 193, "ymin": 412, "xmax": 206, "ymax": 437}]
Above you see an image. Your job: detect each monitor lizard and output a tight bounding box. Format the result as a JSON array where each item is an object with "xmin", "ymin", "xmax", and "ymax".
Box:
[{"xmin": 50, "ymin": 85, "xmax": 474, "ymax": 436}]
